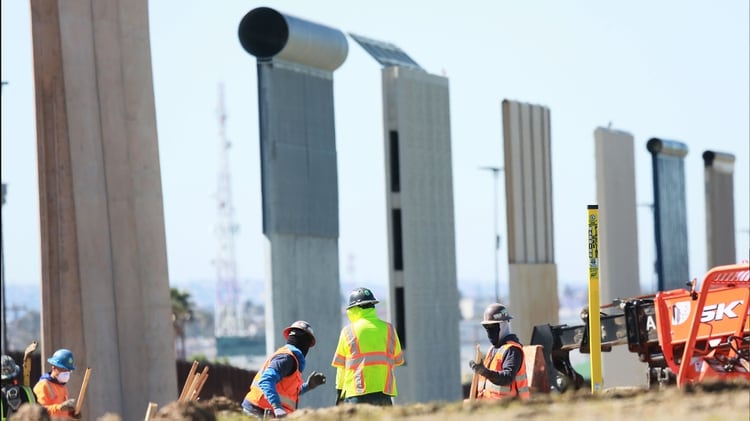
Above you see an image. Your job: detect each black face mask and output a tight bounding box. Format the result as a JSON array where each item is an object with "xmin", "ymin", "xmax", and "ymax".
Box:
[
  {"xmin": 485, "ymin": 324, "xmax": 501, "ymax": 347},
  {"xmin": 286, "ymin": 330, "xmax": 312, "ymax": 356}
]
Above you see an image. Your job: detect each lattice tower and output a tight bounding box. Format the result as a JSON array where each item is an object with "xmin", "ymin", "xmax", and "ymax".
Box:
[{"xmin": 214, "ymin": 83, "xmax": 240, "ymax": 337}]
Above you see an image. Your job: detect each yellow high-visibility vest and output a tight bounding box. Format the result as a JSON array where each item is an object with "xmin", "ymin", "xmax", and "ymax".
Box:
[{"xmin": 332, "ymin": 307, "xmax": 404, "ymax": 397}]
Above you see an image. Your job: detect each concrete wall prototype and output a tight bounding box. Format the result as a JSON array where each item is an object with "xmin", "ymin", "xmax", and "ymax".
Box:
[
  {"xmin": 381, "ymin": 66, "xmax": 462, "ymax": 404},
  {"xmin": 502, "ymin": 100, "xmax": 559, "ymax": 345},
  {"xmin": 703, "ymin": 151, "xmax": 737, "ymax": 268},
  {"xmin": 646, "ymin": 139, "xmax": 690, "ymax": 291},
  {"xmin": 30, "ymin": 0, "xmax": 177, "ymax": 417},
  {"xmin": 593, "ymin": 128, "xmax": 641, "ymax": 302},
  {"xmin": 593, "ymin": 127, "xmax": 647, "ymax": 387},
  {"xmin": 238, "ymin": 7, "xmax": 347, "ymax": 409}
]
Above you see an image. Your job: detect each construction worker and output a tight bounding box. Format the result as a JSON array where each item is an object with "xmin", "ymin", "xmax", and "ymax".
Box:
[
  {"xmin": 242, "ymin": 321, "xmax": 326, "ymax": 418},
  {"xmin": 1, "ymin": 354, "xmax": 37, "ymax": 420},
  {"xmin": 469, "ymin": 303, "xmax": 530, "ymax": 400},
  {"xmin": 332, "ymin": 287, "xmax": 404, "ymax": 406},
  {"xmin": 33, "ymin": 349, "xmax": 77, "ymax": 419}
]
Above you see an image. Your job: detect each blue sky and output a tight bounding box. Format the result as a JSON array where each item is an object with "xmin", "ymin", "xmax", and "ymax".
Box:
[{"xmin": 2, "ymin": 1, "xmax": 748, "ymax": 301}]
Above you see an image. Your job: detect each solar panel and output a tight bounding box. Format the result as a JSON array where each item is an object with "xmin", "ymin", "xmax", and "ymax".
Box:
[{"xmin": 349, "ymin": 33, "xmax": 424, "ymax": 70}]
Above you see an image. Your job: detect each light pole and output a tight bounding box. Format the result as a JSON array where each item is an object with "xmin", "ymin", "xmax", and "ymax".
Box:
[
  {"xmin": 1, "ymin": 81, "xmax": 7, "ymax": 355},
  {"xmin": 1, "ymin": 183, "xmax": 6, "ymax": 355},
  {"xmin": 479, "ymin": 166, "xmax": 503, "ymax": 303}
]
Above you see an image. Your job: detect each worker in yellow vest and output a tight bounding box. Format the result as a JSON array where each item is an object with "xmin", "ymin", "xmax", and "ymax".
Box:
[
  {"xmin": 242, "ymin": 321, "xmax": 326, "ymax": 418},
  {"xmin": 332, "ymin": 287, "xmax": 404, "ymax": 406},
  {"xmin": 469, "ymin": 303, "xmax": 530, "ymax": 400},
  {"xmin": 2, "ymin": 355, "xmax": 37, "ymax": 420}
]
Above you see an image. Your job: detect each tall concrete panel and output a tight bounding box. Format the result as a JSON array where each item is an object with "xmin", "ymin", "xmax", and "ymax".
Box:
[
  {"xmin": 593, "ymin": 127, "xmax": 646, "ymax": 387},
  {"xmin": 502, "ymin": 100, "xmax": 558, "ymax": 345},
  {"xmin": 646, "ymin": 139, "xmax": 690, "ymax": 291},
  {"xmin": 381, "ymin": 65, "xmax": 462, "ymax": 404},
  {"xmin": 238, "ymin": 7, "xmax": 347, "ymax": 408},
  {"xmin": 594, "ymin": 128, "xmax": 641, "ymax": 302},
  {"xmin": 703, "ymin": 151, "xmax": 736, "ymax": 268},
  {"xmin": 30, "ymin": 0, "xmax": 176, "ymax": 417}
]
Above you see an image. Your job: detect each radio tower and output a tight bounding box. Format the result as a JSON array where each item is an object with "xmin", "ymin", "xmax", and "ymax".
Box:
[{"xmin": 214, "ymin": 83, "xmax": 240, "ymax": 338}]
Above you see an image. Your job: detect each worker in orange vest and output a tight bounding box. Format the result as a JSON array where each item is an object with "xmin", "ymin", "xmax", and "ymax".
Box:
[
  {"xmin": 242, "ymin": 321, "xmax": 326, "ymax": 418},
  {"xmin": 33, "ymin": 349, "xmax": 78, "ymax": 419},
  {"xmin": 469, "ymin": 303, "xmax": 530, "ymax": 400}
]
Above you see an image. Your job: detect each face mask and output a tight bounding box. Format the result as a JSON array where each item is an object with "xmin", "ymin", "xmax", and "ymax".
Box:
[
  {"xmin": 485, "ymin": 324, "xmax": 500, "ymax": 346},
  {"xmin": 57, "ymin": 371, "xmax": 71, "ymax": 384},
  {"xmin": 499, "ymin": 321, "xmax": 512, "ymax": 340},
  {"xmin": 486, "ymin": 321, "xmax": 512, "ymax": 347}
]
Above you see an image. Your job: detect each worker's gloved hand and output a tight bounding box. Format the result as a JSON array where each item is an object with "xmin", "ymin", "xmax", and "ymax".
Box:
[
  {"xmin": 60, "ymin": 398, "xmax": 76, "ymax": 410},
  {"xmin": 469, "ymin": 360, "xmax": 490, "ymax": 376},
  {"xmin": 273, "ymin": 407, "xmax": 287, "ymax": 418},
  {"xmin": 335, "ymin": 389, "xmax": 343, "ymax": 405},
  {"xmin": 70, "ymin": 411, "xmax": 82, "ymax": 420},
  {"xmin": 306, "ymin": 371, "xmax": 326, "ymax": 390}
]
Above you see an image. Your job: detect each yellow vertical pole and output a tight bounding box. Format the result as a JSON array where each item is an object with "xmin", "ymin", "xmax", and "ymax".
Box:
[{"xmin": 587, "ymin": 205, "xmax": 603, "ymax": 393}]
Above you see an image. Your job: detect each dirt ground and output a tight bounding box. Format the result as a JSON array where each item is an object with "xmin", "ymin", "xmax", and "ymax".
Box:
[
  {"xmin": 22, "ymin": 381, "xmax": 738, "ymax": 420},
  {"xmin": 200, "ymin": 381, "xmax": 749, "ymax": 421}
]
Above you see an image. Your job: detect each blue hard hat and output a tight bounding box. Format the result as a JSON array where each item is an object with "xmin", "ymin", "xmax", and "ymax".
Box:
[{"xmin": 48, "ymin": 349, "xmax": 76, "ymax": 371}]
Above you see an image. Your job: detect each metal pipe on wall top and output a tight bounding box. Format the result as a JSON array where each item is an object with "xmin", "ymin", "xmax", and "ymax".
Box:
[{"xmin": 238, "ymin": 7, "xmax": 348, "ymax": 71}]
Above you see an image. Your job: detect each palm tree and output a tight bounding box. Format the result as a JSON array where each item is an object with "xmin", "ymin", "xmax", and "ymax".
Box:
[{"xmin": 171, "ymin": 288, "xmax": 194, "ymax": 360}]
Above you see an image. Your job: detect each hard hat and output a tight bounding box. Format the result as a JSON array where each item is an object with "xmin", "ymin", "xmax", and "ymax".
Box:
[
  {"xmin": 481, "ymin": 303, "xmax": 513, "ymax": 325},
  {"xmin": 346, "ymin": 287, "xmax": 380, "ymax": 309},
  {"xmin": 1, "ymin": 355, "xmax": 21, "ymax": 381},
  {"xmin": 48, "ymin": 349, "xmax": 76, "ymax": 371},
  {"xmin": 283, "ymin": 320, "xmax": 316, "ymax": 347}
]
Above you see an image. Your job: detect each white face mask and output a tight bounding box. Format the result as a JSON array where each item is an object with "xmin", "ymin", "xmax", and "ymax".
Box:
[{"xmin": 57, "ymin": 371, "xmax": 71, "ymax": 384}]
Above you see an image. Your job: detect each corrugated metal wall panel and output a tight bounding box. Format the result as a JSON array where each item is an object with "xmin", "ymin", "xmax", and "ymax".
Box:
[
  {"xmin": 259, "ymin": 63, "xmax": 339, "ymax": 238},
  {"xmin": 647, "ymin": 138, "xmax": 690, "ymax": 291},
  {"xmin": 502, "ymin": 99, "xmax": 559, "ymax": 344},
  {"xmin": 502, "ymin": 100, "xmax": 554, "ymax": 264}
]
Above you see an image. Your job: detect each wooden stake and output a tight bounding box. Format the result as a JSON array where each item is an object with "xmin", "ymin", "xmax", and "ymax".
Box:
[
  {"xmin": 144, "ymin": 402, "xmax": 158, "ymax": 420},
  {"xmin": 178, "ymin": 361, "xmax": 199, "ymax": 402},
  {"xmin": 186, "ymin": 366, "xmax": 209, "ymax": 402},
  {"xmin": 74, "ymin": 367, "xmax": 92, "ymax": 416},
  {"xmin": 22, "ymin": 341, "xmax": 38, "ymax": 387},
  {"xmin": 469, "ymin": 343, "xmax": 482, "ymax": 400},
  {"xmin": 191, "ymin": 368, "xmax": 210, "ymax": 401}
]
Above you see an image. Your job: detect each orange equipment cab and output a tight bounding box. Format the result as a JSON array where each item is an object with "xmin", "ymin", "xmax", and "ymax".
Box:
[{"xmin": 653, "ymin": 263, "xmax": 750, "ymax": 387}]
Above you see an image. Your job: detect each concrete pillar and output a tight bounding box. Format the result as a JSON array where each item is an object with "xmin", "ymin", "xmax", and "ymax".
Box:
[
  {"xmin": 30, "ymin": 0, "xmax": 177, "ymax": 417},
  {"xmin": 238, "ymin": 7, "xmax": 347, "ymax": 409},
  {"xmin": 502, "ymin": 100, "xmax": 559, "ymax": 345},
  {"xmin": 594, "ymin": 128, "xmax": 642, "ymax": 302},
  {"xmin": 594, "ymin": 127, "xmax": 647, "ymax": 387},
  {"xmin": 703, "ymin": 151, "xmax": 736, "ymax": 268}
]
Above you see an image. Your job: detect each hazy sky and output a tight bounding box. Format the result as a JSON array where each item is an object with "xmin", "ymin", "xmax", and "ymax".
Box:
[{"xmin": 2, "ymin": 1, "xmax": 749, "ymax": 300}]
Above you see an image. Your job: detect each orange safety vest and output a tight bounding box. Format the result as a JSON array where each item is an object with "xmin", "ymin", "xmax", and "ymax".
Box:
[
  {"xmin": 245, "ymin": 347, "xmax": 303, "ymax": 413},
  {"xmin": 477, "ymin": 342, "xmax": 530, "ymax": 400},
  {"xmin": 33, "ymin": 377, "xmax": 71, "ymax": 418}
]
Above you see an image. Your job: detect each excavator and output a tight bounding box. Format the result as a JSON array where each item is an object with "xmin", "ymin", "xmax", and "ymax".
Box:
[{"xmin": 531, "ymin": 263, "xmax": 750, "ymax": 391}]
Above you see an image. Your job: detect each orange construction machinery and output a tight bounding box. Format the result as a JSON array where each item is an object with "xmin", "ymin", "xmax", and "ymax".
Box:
[{"xmin": 531, "ymin": 263, "xmax": 750, "ymax": 391}]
